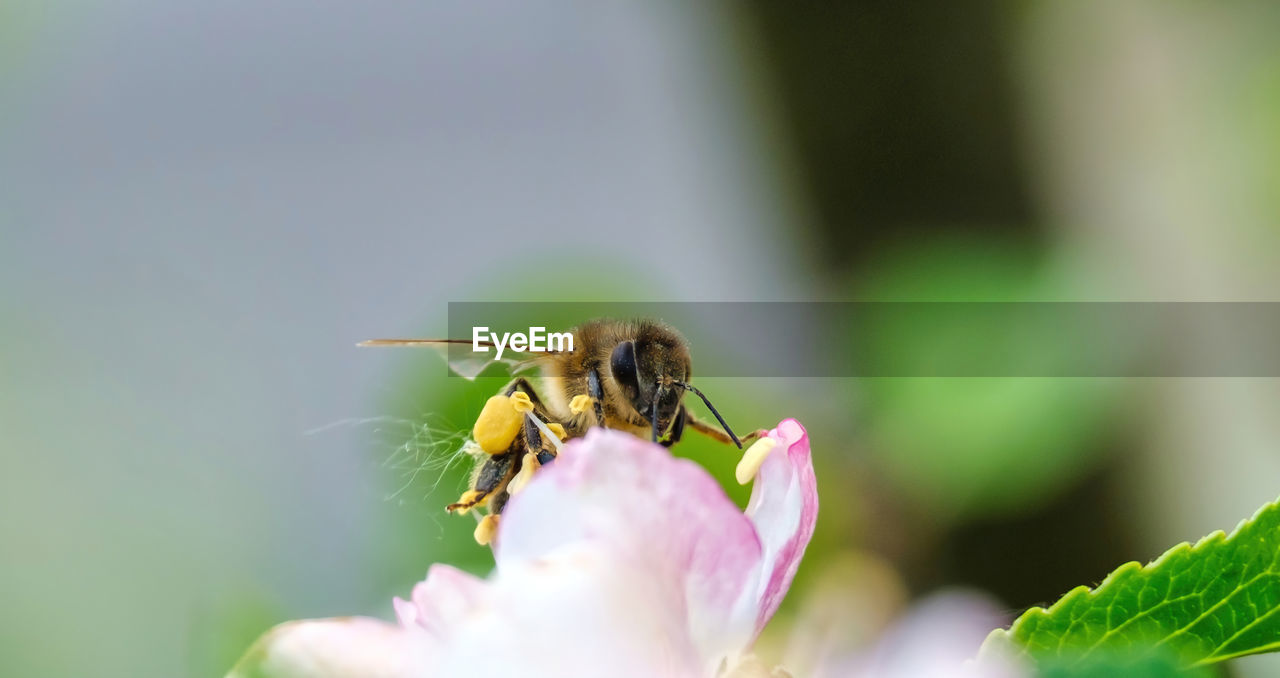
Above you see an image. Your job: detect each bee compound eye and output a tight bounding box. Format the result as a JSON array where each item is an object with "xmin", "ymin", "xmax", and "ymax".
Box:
[{"xmin": 609, "ymin": 340, "xmax": 640, "ymax": 399}]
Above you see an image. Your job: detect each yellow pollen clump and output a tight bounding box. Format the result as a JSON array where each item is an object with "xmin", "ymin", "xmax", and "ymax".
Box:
[
  {"xmin": 474, "ymin": 395, "xmax": 524, "ymax": 454},
  {"xmin": 474, "ymin": 514, "xmax": 500, "ymax": 546},
  {"xmin": 569, "ymin": 394, "xmax": 593, "ymax": 415},
  {"xmin": 546, "ymin": 422, "xmax": 567, "ymax": 441},
  {"xmin": 735, "ymin": 437, "xmax": 778, "ymax": 485}
]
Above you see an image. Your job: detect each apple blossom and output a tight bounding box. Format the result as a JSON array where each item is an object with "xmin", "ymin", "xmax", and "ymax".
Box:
[{"xmin": 229, "ymin": 419, "xmax": 817, "ymax": 678}]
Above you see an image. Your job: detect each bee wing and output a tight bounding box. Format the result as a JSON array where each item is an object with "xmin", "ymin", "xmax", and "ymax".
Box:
[{"xmin": 357, "ymin": 338, "xmax": 541, "ymax": 380}]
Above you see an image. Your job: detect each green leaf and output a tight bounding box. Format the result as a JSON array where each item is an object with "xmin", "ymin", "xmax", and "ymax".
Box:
[
  {"xmin": 1034, "ymin": 649, "xmax": 1213, "ymax": 675},
  {"xmin": 1034, "ymin": 649, "xmax": 1213, "ymax": 678},
  {"xmin": 981, "ymin": 495, "xmax": 1280, "ymax": 669}
]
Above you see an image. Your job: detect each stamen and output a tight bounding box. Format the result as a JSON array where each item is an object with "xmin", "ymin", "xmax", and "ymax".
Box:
[
  {"xmin": 508, "ymin": 453, "xmax": 539, "ymax": 495},
  {"xmin": 510, "ymin": 391, "xmax": 534, "ymax": 414},
  {"xmin": 569, "ymin": 394, "xmax": 593, "ymax": 415},
  {"xmin": 474, "ymin": 514, "xmax": 500, "ymax": 546},
  {"xmin": 735, "ymin": 437, "xmax": 777, "ymax": 485}
]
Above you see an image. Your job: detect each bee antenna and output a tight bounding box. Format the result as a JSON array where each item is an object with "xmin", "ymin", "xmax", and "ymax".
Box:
[{"xmin": 673, "ymin": 380, "xmax": 742, "ymax": 449}]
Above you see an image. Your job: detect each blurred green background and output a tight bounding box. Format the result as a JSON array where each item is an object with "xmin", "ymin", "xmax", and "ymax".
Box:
[{"xmin": 3, "ymin": 2, "xmax": 1279, "ymax": 676}]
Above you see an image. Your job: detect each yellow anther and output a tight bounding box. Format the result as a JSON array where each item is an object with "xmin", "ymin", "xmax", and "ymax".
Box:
[
  {"xmin": 546, "ymin": 422, "xmax": 567, "ymax": 441},
  {"xmin": 474, "ymin": 395, "xmax": 523, "ymax": 454},
  {"xmin": 569, "ymin": 394, "xmax": 593, "ymax": 415},
  {"xmin": 735, "ymin": 437, "xmax": 778, "ymax": 485},
  {"xmin": 508, "ymin": 453, "xmax": 539, "ymax": 495},
  {"xmin": 510, "ymin": 391, "xmax": 535, "ymax": 414},
  {"xmin": 474, "ymin": 514, "xmax": 500, "ymax": 546}
]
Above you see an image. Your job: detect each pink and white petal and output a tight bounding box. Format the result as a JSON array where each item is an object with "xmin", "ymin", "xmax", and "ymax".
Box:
[
  {"xmin": 435, "ymin": 542, "xmax": 705, "ymax": 678},
  {"xmin": 226, "ymin": 617, "xmax": 433, "ymax": 678},
  {"xmin": 739, "ymin": 419, "xmax": 818, "ymax": 637},
  {"xmin": 394, "ymin": 563, "xmax": 487, "ymax": 638},
  {"xmin": 496, "ymin": 428, "xmax": 765, "ymax": 669}
]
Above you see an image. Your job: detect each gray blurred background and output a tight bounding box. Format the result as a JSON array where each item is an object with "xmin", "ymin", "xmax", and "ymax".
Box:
[{"xmin": 3, "ymin": 2, "xmax": 1279, "ymax": 676}]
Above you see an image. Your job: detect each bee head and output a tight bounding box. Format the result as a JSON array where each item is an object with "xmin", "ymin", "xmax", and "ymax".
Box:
[{"xmin": 609, "ymin": 339, "xmax": 686, "ymax": 439}]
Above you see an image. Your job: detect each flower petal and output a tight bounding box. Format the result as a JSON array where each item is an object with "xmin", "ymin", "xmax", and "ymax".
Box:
[
  {"xmin": 394, "ymin": 563, "xmax": 487, "ymax": 638},
  {"xmin": 740, "ymin": 418, "xmax": 818, "ymax": 637},
  {"xmin": 392, "ymin": 544, "xmax": 707, "ymax": 677},
  {"xmin": 434, "ymin": 542, "xmax": 705, "ymax": 678},
  {"xmin": 226, "ymin": 617, "xmax": 432, "ymax": 678},
  {"xmin": 247, "ymin": 420, "xmax": 819, "ymax": 678},
  {"xmin": 496, "ymin": 428, "xmax": 765, "ymax": 670}
]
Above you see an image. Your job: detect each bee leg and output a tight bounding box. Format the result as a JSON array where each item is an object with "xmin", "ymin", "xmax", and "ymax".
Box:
[
  {"xmin": 489, "ymin": 489, "xmax": 511, "ymax": 514},
  {"xmin": 445, "ymin": 489, "xmax": 490, "ymax": 514},
  {"xmin": 503, "ymin": 377, "xmax": 536, "ymax": 397},
  {"xmin": 447, "ymin": 451, "xmax": 516, "ymax": 514},
  {"xmin": 523, "ymin": 414, "xmax": 562, "ymax": 465},
  {"xmin": 471, "ymin": 451, "xmax": 523, "ymax": 546},
  {"xmin": 508, "ymin": 417, "xmax": 557, "ymax": 495},
  {"xmin": 477, "ymin": 450, "xmax": 517, "ymax": 498},
  {"xmin": 660, "ymin": 406, "xmax": 687, "ymax": 448},
  {"xmin": 685, "ymin": 410, "xmax": 766, "ymax": 447},
  {"xmin": 523, "ymin": 414, "xmax": 543, "ymax": 452},
  {"xmin": 587, "ymin": 368, "xmax": 607, "ymax": 428},
  {"xmin": 506, "ymin": 380, "xmax": 568, "ymax": 456}
]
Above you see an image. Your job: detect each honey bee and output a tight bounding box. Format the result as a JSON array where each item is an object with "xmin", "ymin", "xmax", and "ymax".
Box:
[{"xmin": 361, "ymin": 318, "xmax": 758, "ymax": 544}]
